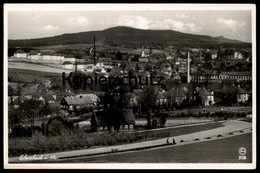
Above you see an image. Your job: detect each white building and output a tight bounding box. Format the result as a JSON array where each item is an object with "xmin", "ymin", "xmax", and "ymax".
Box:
[
  {"xmin": 198, "ymin": 87, "xmax": 214, "ymax": 106},
  {"xmin": 237, "ymin": 86, "xmax": 248, "ymax": 103},
  {"xmin": 62, "ymin": 61, "xmax": 74, "ymax": 69},
  {"xmin": 234, "ymin": 51, "xmax": 243, "ymax": 59},
  {"xmin": 64, "ymin": 55, "xmax": 76, "ymax": 63},
  {"xmin": 14, "ymin": 50, "xmax": 27, "ymax": 58}
]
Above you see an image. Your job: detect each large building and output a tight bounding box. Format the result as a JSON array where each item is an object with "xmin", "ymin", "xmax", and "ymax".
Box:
[
  {"xmin": 60, "ymin": 94, "xmax": 99, "ymax": 110},
  {"xmin": 14, "ymin": 49, "xmax": 27, "ymax": 58},
  {"xmin": 90, "ymin": 109, "xmax": 135, "ymax": 132},
  {"xmin": 13, "ymin": 49, "xmax": 76, "ymax": 65}
]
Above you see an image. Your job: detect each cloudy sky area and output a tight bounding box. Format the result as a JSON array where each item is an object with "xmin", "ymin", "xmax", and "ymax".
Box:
[{"xmin": 8, "ymin": 10, "xmax": 252, "ymax": 42}]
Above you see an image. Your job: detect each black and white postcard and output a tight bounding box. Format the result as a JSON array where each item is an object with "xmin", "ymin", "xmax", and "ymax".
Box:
[{"xmin": 3, "ymin": 3, "xmax": 256, "ymax": 169}]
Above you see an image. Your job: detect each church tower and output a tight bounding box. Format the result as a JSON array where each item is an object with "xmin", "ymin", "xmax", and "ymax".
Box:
[{"xmin": 141, "ymin": 46, "xmax": 146, "ymax": 57}]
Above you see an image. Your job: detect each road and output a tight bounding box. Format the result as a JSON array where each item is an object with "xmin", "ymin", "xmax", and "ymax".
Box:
[{"xmin": 62, "ymin": 133, "xmax": 252, "ymax": 163}]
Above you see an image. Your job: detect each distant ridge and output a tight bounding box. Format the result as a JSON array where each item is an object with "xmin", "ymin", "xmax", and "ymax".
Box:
[{"xmin": 8, "ymin": 26, "xmax": 250, "ymax": 48}]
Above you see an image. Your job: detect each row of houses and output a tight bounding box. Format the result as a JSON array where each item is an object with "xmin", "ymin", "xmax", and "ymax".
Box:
[
  {"xmin": 8, "ymin": 79, "xmax": 250, "ymax": 112},
  {"xmin": 63, "ymin": 61, "xmax": 113, "ymax": 74},
  {"xmin": 155, "ymin": 86, "xmax": 214, "ymax": 106},
  {"xmin": 13, "ymin": 49, "xmax": 76, "ymax": 64},
  {"xmin": 8, "ymin": 83, "xmax": 101, "ymax": 110},
  {"xmin": 155, "ymin": 83, "xmax": 250, "ymax": 107},
  {"xmin": 191, "ymin": 72, "xmax": 252, "ymax": 82}
]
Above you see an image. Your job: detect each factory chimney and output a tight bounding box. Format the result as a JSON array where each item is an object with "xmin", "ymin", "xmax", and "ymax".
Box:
[{"xmin": 187, "ymin": 49, "xmax": 191, "ymax": 83}]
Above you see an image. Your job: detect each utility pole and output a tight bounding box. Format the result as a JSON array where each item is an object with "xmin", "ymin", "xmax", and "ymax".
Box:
[{"xmin": 94, "ymin": 36, "xmax": 96, "ymax": 66}]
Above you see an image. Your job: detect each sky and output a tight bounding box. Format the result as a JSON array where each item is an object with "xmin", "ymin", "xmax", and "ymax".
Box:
[{"xmin": 7, "ymin": 8, "xmax": 252, "ymax": 43}]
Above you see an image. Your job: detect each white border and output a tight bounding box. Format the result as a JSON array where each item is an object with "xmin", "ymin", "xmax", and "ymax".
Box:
[{"xmin": 3, "ymin": 3, "xmax": 256, "ymax": 170}]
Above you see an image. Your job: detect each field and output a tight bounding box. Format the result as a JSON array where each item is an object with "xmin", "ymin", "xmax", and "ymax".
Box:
[
  {"xmin": 8, "ymin": 62, "xmax": 71, "ymax": 83},
  {"xmin": 8, "ymin": 62, "xmax": 72, "ymax": 74},
  {"xmin": 31, "ymin": 43, "xmax": 167, "ymax": 54}
]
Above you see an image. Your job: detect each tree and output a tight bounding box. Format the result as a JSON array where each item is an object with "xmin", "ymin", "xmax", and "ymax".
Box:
[
  {"xmin": 103, "ymin": 70, "xmax": 132, "ymax": 111},
  {"xmin": 139, "ymin": 86, "xmax": 158, "ymax": 113},
  {"xmin": 20, "ymin": 99, "xmax": 41, "ymax": 127},
  {"xmin": 40, "ymin": 103, "xmax": 52, "ymax": 123},
  {"xmin": 120, "ymin": 62, "xmax": 127, "ymax": 73},
  {"xmin": 115, "ymin": 51, "xmax": 122, "ymax": 60}
]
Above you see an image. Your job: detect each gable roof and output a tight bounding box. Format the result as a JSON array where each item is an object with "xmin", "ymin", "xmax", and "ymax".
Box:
[
  {"xmin": 139, "ymin": 57, "xmax": 149, "ymax": 62},
  {"xmin": 15, "ymin": 49, "xmax": 26, "ymax": 54},
  {"xmin": 198, "ymin": 88, "xmax": 213, "ymax": 98},
  {"xmin": 119, "ymin": 109, "xmax": 135, "ymax": 124},
  {"xmin": 236, "ymin": 87, "xmax": 247, "ymax": 94},
  {"xmin": 219, "ymin": 85, "xmax": 237, "ymax": 94},
  {"xmin": 76, "ymin": 94, "xmax": 99, "ymax": 101},
  {"xmin": 46, "ymin": 90, "xmax": 56, "ymax": 95},
  {"xmin": 62, "ymin": 61, "xmax": 73, "ymax": 65},
  {"xmin": 166, "ymin": 87, "xmax": 186, "ymax": 98},
  {"xmin": 64, "ymin": 54, "xmax": 75, "ymax": 58},
  {"xmin": 156, "ymin": 91, "xmax": 167, "ymax": 99},
  {"xmin": 61, "ymin": 95, "xmax": 98, "ymax": 105},
  {"xmin": 29, "ymin": 50, "xmax": 39, "ymax": 55},
  {"xmin": 92, "ymin": 110, "xmax": 109, "ymax": 126},
  {"xmin": 42, "ymin": 95, "xmax": 56, "ymax": 101}
]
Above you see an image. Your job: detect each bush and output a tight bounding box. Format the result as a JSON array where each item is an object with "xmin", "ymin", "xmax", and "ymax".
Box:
[{"xmin": 47, "ymin": 120, "xmax": 67, "ymax": 136}]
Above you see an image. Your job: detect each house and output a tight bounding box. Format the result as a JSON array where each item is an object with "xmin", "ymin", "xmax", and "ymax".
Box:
[
  {"xmin": 90, "ymin": 110, "xmax": 109, "ymax": 132},
  {"xmin": 62, "ymin": 61, "xmax": 74, "ymax": 69},
  {"xmin": 94, "ymin": 67, "xmax": 107, "ymax": 74},
  {"xmin": 166, "ymin": 55, "xmax": 174, "ymax": 60},
  {"xmin": 60, "ymin": 94, "xmax": 99, "ymax": 110},
  {"xmin": 90, "ymin": 109, "xmax": 135, "ymax": 132},
  {"xmin": 166, "ymin": 87, "xmax": 186, "ymax": 105},
  {"xmin": 149, "ymin": 57, "xmax": 158, "ymax": 63},
  {"xmin": 11, "ymin": 97, "xmax": 20, "ymax": 109},
  {"xmin": 38, "ymin": 95, "xmax": 56, "ymax": 105},
  {"xmin": 139, "ymin": 57, "xmax": 149, "ymax": 62},
  {"xmin": 76, "ymin": 93, "xmax": 99, "ymax": 102},
  {"xmin": 14, "ymin": 49, "xmax": 27, "ymax": 58},
  {"xmin": 64, "ymin": 55, "xmax": 76, "ymax": 63},
  {"xmin": 219, "ymin": 72, "xmax": 252, "ymax": 81},
  {"xmin": 84, "ymin": 62, "xmax": 112, "ymax": 74},
  {"xmin": 198, "ymin": 87, "xmax": 214, "ymax": 106},
  {"xmin": 8, "ymin": 92, "xmax": 20, "ymax": 108},
  {"xmin": 236, "ymin": 85, "xmax": 249, "ymax": 103},
  {"xmin": 28, "ymin": 50, "xmax": 41, "ymax": 60},
  {"xmin": 56, "ymin": 89, "xmax": 76, "ymax": 98},
  {"xmin": 76, "ymin": 63, "xmax": 87, "ymax": 71},
  {"xmin": 141, "ymin": 46, "xmax": 149, "ymax": 57},
  {"xmin": 129, "ymin": 93, "xmax": 139, "ymax": 107},
  {"xmin": 156, "ymin": 91, "xmax": 167, "ymax": 106},
  {"xmin": 234, "ymin": 51, "xmax": 243, "ymax": 59},
  {"xmin": 85, "ymin": 64, "xmax": 94, "ymax": 73},
  {"xmin": 211, "ymin": 53, "xmax": 218, "ymax": 59}
]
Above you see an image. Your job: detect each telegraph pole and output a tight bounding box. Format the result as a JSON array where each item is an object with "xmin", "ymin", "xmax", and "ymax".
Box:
[{"xmin": 94, "ymin": 36, "xmax": 96, "ymax": 66}]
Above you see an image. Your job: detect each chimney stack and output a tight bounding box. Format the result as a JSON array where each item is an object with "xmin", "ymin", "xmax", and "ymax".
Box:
[{"xmin": 187, "ymin": 49, "xmax": 191, "ymax": 83}]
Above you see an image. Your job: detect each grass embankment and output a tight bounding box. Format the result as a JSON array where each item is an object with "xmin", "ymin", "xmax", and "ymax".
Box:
[{"xmin": 9, "ymin": 121, "xmax": 223, "ymax": 157}]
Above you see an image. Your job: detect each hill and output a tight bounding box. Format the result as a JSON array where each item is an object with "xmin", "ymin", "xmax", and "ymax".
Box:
[{"xmin": 8, "ymin": 26, "xmax": 251, "ymax": 49}]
